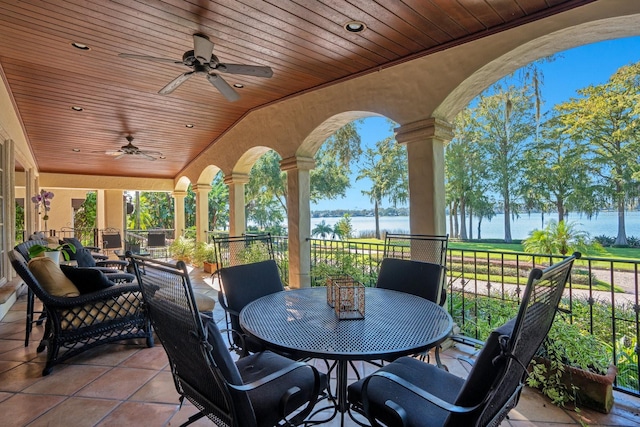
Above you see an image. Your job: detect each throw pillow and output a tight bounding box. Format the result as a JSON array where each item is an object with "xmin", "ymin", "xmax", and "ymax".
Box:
[
  {"xmin": 28, "ymin": 257, "xmax": 80, "ymax": 297},
  {"xmin": 74, "ymin": 248, "xmax": 97, "ymax": 267},
  {"xmin": 60, "ymin": 266, "xmax": 116, "ymax": 294},
  {"xmin": 61, "ymin": 237, "xmax": 83, "ymax": 260}
]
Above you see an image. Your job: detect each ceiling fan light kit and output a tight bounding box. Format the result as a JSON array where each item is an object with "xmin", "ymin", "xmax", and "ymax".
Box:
[
  {"xmin": 120, "ymin": 34, "xmax": 273, "ymax": 101},
  {"xmin": 101, "ymin": 135, "xmax": 163, "ymax": 161}
]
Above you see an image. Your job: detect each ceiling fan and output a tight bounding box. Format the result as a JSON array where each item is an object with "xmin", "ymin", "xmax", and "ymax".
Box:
[
  {"xmin": 102, "ymin": 136, "xmax": 163, "ymax": 161},
  {"xmin": 119, "ymin": 33, "xmax": 273, "ymax": 101}
]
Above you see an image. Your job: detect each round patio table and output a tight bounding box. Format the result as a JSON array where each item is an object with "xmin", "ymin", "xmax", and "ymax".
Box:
[{"xmin": 240, "ymin": 286, "xmax": 453, "ymax": 425}]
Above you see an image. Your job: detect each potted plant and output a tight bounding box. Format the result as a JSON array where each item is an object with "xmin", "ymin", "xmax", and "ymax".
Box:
[
  {"xmin": 125, "ymin": 235, "xmax": 141, "ymax": 253},
  {"xmin": 527, "ymin": 319, "xmax": 617, "ymax": 413},
  {"xmin": 169, "ymin": 235, "xmax": 195, "ymax": 263},
  {"xmin": 28, "ymin": 242, "xmax": 76, "ymax": 264},
  {"xmin": 194, "ymin": 241, "xmax": 218, "ymax": 273}
]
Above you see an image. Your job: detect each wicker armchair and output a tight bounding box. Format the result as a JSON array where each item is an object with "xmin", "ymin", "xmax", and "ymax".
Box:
[
  {"xmin": 349, "ymin": 253, "xmax": 580, "ymax": 427},
  {"xmin": 9, "ymin": 250, "xmax": 153, "ymax": 375},
  {"xmin": 14, "ymin": 239, "xmax": 135, "ymax": 347}
]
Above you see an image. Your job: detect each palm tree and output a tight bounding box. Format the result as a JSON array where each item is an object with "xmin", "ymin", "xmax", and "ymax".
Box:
[
  {"xmin": 312, "ymin": 220, "xmax": 333, "ymax": 239},
  {"xmin": 523, "ymin": 220, "xmax": 601, "ymax": 256}
]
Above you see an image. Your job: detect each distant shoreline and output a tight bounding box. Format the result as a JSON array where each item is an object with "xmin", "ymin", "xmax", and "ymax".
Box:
[{"xmin": 308, "ymin": 212, "xmax": 640, "ymax": 240}]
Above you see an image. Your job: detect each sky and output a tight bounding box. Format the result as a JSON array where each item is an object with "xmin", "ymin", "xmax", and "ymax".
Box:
[{"xmin": 310, "ymin": 35, "xmax": 640, "ymax": 212}]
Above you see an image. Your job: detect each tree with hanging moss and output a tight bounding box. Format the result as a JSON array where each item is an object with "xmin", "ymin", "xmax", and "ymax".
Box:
[{"xmin": 556, "ymin": 61, "xmax": 640, "ymax": 246}]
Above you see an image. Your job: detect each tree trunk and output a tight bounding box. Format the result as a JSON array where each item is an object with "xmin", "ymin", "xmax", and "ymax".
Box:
[
  {"xmin": 468, "ymin": 206, "xmax": 473, "ymax": 240},
  {"xmin": 557, "ymin": 196, "xmax": 565, "ymax": 223},
  {"xmin": 448, "ymin": 202, "xmax": 454, "ymax": 238},
  {"xmin": 374, "ymin": 199, "xmax": 380, "ymax": 240},
  {"xmin": 452, "ymin": 201, "xmax": 459, "ymax": 238},
  {"xmin": 459, "ymin": 198, "xmax": 467, "ymax": 240},
  {"xmin": 504, "ymin": 196, "xmax": 512, "ymax": 243},
  {"xmin": 134, "ymin": 191, "xmax": 141, "ymax": 230},
  {"xmin": 614, "ymin": 188, "xmax": 628, "ymax": 246},
  {"xmin": 477, "ymin": 217, "xmax": 483, "ymax": 239}
]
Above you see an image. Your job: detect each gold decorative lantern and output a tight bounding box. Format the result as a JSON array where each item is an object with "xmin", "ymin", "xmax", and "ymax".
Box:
[
  {"xmin": 326, "ymin": 275, "xmax": 352, "ymax": 308},
  {"xmin": 327, "ymin": 275, "xmax": 365, "ymax": 320}
]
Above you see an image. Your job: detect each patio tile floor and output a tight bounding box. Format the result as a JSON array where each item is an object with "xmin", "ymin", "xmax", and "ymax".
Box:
[{"xmin": 0, "ymin": 267, "xmax": 638, "ymax": 426}]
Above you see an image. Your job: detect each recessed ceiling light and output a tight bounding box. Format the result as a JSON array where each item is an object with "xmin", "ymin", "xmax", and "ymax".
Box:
[
  {"xmin": 72, "ymin": 148, "xmax": 81, "ymax": 152},
  {"xmin": 159, "ymin": 156, "xmax": 166, "ymax": 159},
  {"xmin": 185, "ymin": 124, "xmax": 194, "ymax": 128},
  {"xmin": 233, "ymin": 83, "xmax": 244, "ymax": 88},
  {"xmin": 71, "ymin": 42, "xmax": 90, "ymax": 50},
  {"xmin": 344, "ymin": 21, "xmax": 366, "ymax": 33},
  {"xmin": 71, "ymin": 106, "xmax": 84, "ymax": 111}
]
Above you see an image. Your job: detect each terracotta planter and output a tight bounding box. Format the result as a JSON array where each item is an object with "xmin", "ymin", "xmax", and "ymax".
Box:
[
  {"xmin": 532, "ymin": 357, "xmax": 617, "ymax": 413},
  {"xmin": 203, "ymin": 262, "xmax": 219, "ymax": 274}
]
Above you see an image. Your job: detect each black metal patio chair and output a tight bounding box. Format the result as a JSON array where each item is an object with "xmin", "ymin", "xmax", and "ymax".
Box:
[
  {"xmin": 218, "ymin": 259, "xmax": 285, "ymax": 356},
  {"xmin": 212, "ymin": 234, "xmax": 279, "ymax": 354},
  {"xmin": 128, "ymin": 254, "xmax": 326, "ymax": 427},
  {"xmin": 348, "ymin": 252, "xmax": 580, "ymax": 427},
  {"xmin": 383, "ymin": 233, "xmax": 449, "ymax": 305}
]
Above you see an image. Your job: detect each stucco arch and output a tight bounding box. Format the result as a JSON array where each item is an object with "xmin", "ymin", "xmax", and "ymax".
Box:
[
  {"xmin": 174, "ymin": 176, "xmax": 191, "ymax": 192},
  {"xmin": 197, "ymin": 165, "xmax": 222, "ymax": 186},
  {"xmin": 233, "ymin": 145, "xmax": 282, "ymax": 175},
  {"xmin": 297, "ymin": 111, "xmax": 384, "ymax": 158},
  {"xmin": 434, "ymin": 15, "xmax": 640, "ymax": 121}
]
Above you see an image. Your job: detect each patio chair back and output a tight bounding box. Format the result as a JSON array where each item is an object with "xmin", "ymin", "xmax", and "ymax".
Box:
[
  {"xmin": 128, "ymin": 254, "xmax": 323, "ymax": 427},
  {"xmin": 147, "ymin": 231, "xmax": 168, "ymax": 258},
  {"xmin": 376, "ymin": 257, "xmax": 443, "ymax": 303},
  {"xmin": 101, "ymin": 228, "xmax": 122, "ymax": 254},
  {"xmin": 212, "ymin": 233, "xmax": 274, "ymax": 268},
  {"xmin": 218, "ymin": 260, "xmax": 284, "ymax": 353},
  {"xmin": 383, "ymin": 233, "xmax": 448, "ymax": 305}
]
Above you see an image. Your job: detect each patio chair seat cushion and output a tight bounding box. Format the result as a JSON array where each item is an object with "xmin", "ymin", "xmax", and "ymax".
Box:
[
  {"xmin": 28, "ymin": 257, "xmax": 80, "ymax": 298},
  {"xmin": 60, "ymin": 266, "xmax": 116, "ymax": 294},
  {"xmin": 348, "ymin": 318, "xmax": 517, "ymax": 426},
  {"xmin": 348, "ymin": 356, "xmax": 463, "ymax": 425},
  {"xmin": 194, "ymin": 292, "xmax": 215, "ymax": 312},
  {"xmin": 202, "ymin": 318, "xmax": 325, "ymax": 427}
]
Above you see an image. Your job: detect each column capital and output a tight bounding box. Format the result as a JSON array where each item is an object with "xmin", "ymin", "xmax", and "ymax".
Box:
[
  {"xmin": 280, "ymin": 156, "xmax": 315, "ymax": 172},
  {"xmin": 223, "ymin": 172, "xmax": 250, "ymax": 185},
  {"xmin": 171, "ymin": 190, "xmax": 187, "ymax": 198},
  {"xmin": 395, "ymin": 118, "xmax": 454, "ymax": 146},
  {"xmin": 192, "ymin": 184, "xmax": 211, "ymax": 193}
]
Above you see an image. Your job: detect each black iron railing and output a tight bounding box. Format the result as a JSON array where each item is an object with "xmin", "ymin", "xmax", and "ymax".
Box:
[{"xmin": 307, "ymin": 238, "xmax": 640, "ymax": 397}]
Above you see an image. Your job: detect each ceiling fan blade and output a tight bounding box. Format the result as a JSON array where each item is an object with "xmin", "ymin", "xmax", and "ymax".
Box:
[
  {"xmin": 193, "ymin": 34, "xmax": 214, "ymax": 64},
  {"xmin": 105, "ymin": 150, "xmax": 124, "ymax": 156},
  {"xmin": 159, "ymin": 71, "xmax": 195, "ymax": 95},
  {"xmin": 138, "ymin": 150, "xmax": 164, "ymax": 156},
  {"xmin": 119, "ymin": 53, "xmax": 182, "ymax": 64},
  {"xmin": 113, "ymin": 153, "xmax": 127, "ymax": 160},
  {"xmin": 206, "ymin": 73, "xmax": 240, "ymax": 102},
  {"xmin": 137, "ymin": 152, "xmax": 157, "ymax": 161},
  {"xmin": 217, "ymin": 63, "xmax": 273, "ymax": 78}
]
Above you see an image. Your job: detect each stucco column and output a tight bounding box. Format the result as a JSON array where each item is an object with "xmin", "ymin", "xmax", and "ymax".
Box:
[
  {"xmin": 224, "ymin": 173, "xmax": 249, "ymax": 236},
  {"xmin": 172, "ymin": 191, "xmax": 187, "ymax": 238},
  {"xmin": 281, "ymin": 156, "xmax": 315, "ymax": 289},
  {"xmin": 103, "ymin": 190, "xmax": 124, "ymax": 231},
  {"xmin": 395, "ymin": 118, "xmax": 453, "ymax": 236},
  {"xmin": 193, "ymin": 184, "xmax": 211, "ymax": 243}
]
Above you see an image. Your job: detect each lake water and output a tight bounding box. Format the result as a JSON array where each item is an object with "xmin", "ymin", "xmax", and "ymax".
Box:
[{"xmin": 310, "ymin": 211, "xmax": 640, "ymax": 240}]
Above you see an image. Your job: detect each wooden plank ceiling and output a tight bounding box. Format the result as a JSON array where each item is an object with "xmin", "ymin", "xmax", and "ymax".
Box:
[{"xmin": 0, "ymin": 0, "xmax": 590, "ymax": 179}]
